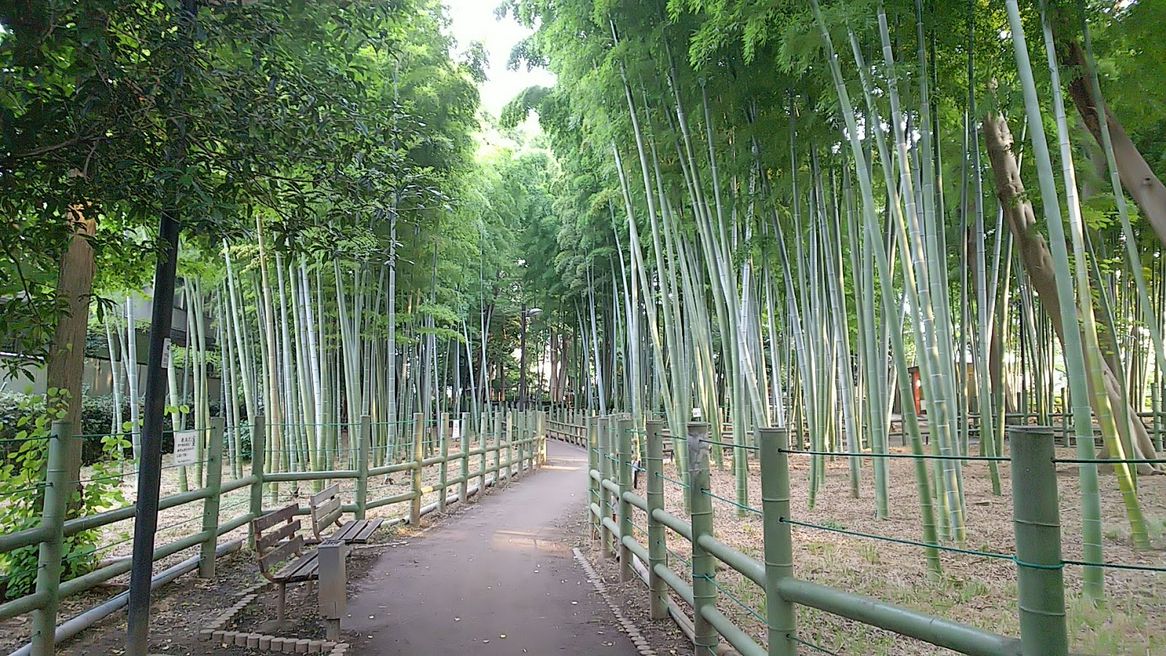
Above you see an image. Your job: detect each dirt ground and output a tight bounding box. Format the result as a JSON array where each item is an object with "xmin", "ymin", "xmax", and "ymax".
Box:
[{"xmin": 621, "ymin": 443, "xmax": 1166, "ymax": 655}]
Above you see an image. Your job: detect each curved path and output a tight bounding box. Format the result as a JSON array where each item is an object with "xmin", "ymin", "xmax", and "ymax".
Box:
[{"xmin": 345, "ymin": 440, "xmax": 638, "ymax": 655}]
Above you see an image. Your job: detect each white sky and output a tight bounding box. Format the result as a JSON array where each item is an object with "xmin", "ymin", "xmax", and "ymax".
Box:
[{"xmin": 443, "ymin": 0, "xmax": 556, "ymax": 116}]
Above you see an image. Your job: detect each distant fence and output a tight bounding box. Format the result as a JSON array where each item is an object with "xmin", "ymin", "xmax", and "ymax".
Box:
[
  {"xmin": 0, "ymin": 408, "xmax": 548, "ymax": 655},
  {"xmin": 544, "ymin": 414, "xmax": 1153, "ymax": 656}
]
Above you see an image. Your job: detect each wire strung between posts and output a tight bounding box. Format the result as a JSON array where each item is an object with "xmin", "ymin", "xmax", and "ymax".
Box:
[
  {"xmin": 0, "ymin": 483, "xmax": 49, "ymax": 496},
  {"xmin": 1063, "ymin": 559, "xmax": 1166, "ymax": 573},
  {"xmin": 695, "ymin": 573, "xmax": 766, "ymax": 624},
  {"xmin": 781, "ymin": 517, "xmax": 1015, "ymax": 562},
  {"xmin": 1054, "ymin": 457, "xmax": 1166, "ymax": 465},
  {"xmin": 788, "ymin": 633, "xmax": 840, "ymax": 655},
  {"xmin": 701, "ymin": 488, "xmax": 763, "ymax": 516},
  {"xmin": 654, "ymin": 471, "xmax": 689, "ymax": 489},
  {"xmin": 699, "ymin": 439, "xmax": 759, "ymax": 451},
  {"xmin": 667, "ymin": 546, "xmax": 691, "ymax": 566},
  {"xmin": 781, "ymin": 448, "xmax": 1010, "ymax": 463}
]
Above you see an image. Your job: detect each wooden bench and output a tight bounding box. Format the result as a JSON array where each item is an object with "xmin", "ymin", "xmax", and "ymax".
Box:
[
  {"xmin": 253, "ymin": 503, "xmax": 319, "ymax": 623},
  {"xmin": 308, "ymin": 484, "xmax": 384, "ymax": 544}
]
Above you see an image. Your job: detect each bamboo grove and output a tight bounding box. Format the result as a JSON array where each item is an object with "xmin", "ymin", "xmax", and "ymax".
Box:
[
  {"xmin": 498, "ymin": 0, "xmax": 1166, "ymax": 599},
  {"xmin": 3, "ymin": 0, "xmax": 1165, "ymax": 621}
]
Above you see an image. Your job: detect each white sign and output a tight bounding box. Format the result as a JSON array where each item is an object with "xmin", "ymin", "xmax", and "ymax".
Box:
[
  {"xmin": 161, "ymin": 338, "xmax": 172, "ymax": 369},
  {"xmin": 173, "ymin": 430, "xmax": 198, "ymax": 466},
  {"xmin": 452, "ymin": 420, "xmax": 462, "ymax": 441}
]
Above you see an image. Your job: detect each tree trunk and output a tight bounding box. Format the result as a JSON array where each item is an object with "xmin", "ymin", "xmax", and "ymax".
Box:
[
  {"xmin": 982, "ymin": 112, "xmax": 1160, "ymax": 470},
  {"xmin": 47, "ymin": 209, "xmax": 96, "ymax": 487},
  {"xmin": 1060, "ymin": 41, "xmax": 1166, "ymax": 249}
]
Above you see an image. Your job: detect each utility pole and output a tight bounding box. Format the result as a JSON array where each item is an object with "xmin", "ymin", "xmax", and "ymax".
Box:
[{"xmin": 126, "ymin": 0, "xmax": 197, "ymax": 653}]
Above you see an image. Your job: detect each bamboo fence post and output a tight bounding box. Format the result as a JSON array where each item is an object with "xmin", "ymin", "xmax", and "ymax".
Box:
[
  {"xmin": 459, "ymin": 411, "xmax": 470, "ymax": 504},
  {"xmin": 538, "ymin": 410, "xmax": 548, "ymax": 465},
  {"xmin": 1009, "ymin": 426, "xmax": 1068, "ymax": 656},
  {"xmin": 645, "ymin": 419, "xmax": 667, "ymax": 620},
  {"xmin": 199, "ymin": 417, "xmax": 226, "ymax": 578},
  {"xmin": 438, "ymin": 411, "xmax": 449, "ymax": 512},
  {"xmin": 30, "ymin": 420, "xmax": 70, "ymax": 656},
  {"xmin": 759, "ymin": 427, "xmax": 797, "ymax": 655},
  {"xmin": 356, "ymin": 414, "xmax": 371, "ymax": 520},
  {"xmin": 248, "ymin": 415, "xmax": 266, "ymax": 549},
  {"xmin": 516, "ymin": 411, "xmax": 526, "ymax": 478},
  {"xmin": 688, "ymin": 420, "xmax": 717, "ymax": 654},
  {"xmin": 492, "ymin": 410, "xmax": 503, "ymax": 485},
  {"xmin": 478, "ymin": 412, "xmax": 488, "ymax": 493},
  {"xmin": 411, "ymin": 412, "xmax": 424, "ymax": 526},
  {"xmin": 506, "ymin": 410, "xmax": 515, "ymax": 483},
  {"xmin": 587, "ymin": 415, "xmax": 600, "ymax": 541},
  {"xmin": 598, "ymin": 415, "xmax": 613, "ymax": 559},
  {"xmin": 617, "ymin": 415, "xmax": 634, "ymax": 582}
]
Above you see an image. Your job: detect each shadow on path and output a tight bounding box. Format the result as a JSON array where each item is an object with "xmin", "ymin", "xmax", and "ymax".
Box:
[{"xmin": 345, "ymin": 440, "xmax": 638, "ymax": 655}]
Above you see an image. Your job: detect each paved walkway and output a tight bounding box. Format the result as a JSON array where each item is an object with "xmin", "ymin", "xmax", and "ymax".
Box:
[{"xmin": 345, "ymin": 440, "xmax": 638, "ymax": 655}]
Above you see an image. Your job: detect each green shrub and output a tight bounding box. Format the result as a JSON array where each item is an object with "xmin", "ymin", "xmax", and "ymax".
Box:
[{"xmin": 0, "ymin": 389, "xmax": 129, "ymax": 599}]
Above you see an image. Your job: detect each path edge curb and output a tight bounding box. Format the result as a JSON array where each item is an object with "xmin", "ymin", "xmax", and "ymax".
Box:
[{"xmin": 572, "ymin": 547, "xmax": 656, "ymax": 656}]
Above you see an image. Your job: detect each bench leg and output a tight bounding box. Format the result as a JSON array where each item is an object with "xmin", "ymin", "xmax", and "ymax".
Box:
[{"xmin": 277, "ymin": 583, "xmax": 286, "ymax": 624}]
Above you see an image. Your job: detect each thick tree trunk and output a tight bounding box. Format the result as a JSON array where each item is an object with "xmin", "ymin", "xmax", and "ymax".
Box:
[
  {"xmin": 47, "ymin": 209, "xmax": 96, "ymax": 483},
  {"xmin": 1061, "ymin": 41, "xmax": 1166, "ymax": 249},
  {"xmin": 983, "ymin": 112, "xmax": 1160, "ymax": 470}
]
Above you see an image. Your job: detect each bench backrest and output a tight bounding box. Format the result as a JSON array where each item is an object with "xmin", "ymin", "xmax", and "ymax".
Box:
[
  {"xmin": 252, "ymin": 502, "xmax": 305, "ymax": 579},
  {"xmin": 309, "ymin": 483, "xmax": 344, "ymax": 540}
]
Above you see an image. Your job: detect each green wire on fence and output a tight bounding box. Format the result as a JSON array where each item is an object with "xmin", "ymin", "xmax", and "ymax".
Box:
[
  {"xmin": 1054, "ymin": 457, "xmax": 1166, "ymax": 465},
  {"xmin": 654, "ymin": 471, "xmax": 689, "ymax": 489},
  {"xmin": 700, "ymin": 439, "xmax": 758, "ymax": 451},
  {"xmin": 696, "ymin": 573, "xmax": 766, "ymax": 624},
  {"xmin": 1062, "ymin": 559, "xmax": 1166, "ymax": 573},
  {"xmin": 701, "ymin": 488, "xmax": 762, "ymax": 516},
  {"xmin": 0, "ymin": 436, "xmax": 52, "ymax": 445},
  {"xmin": 0, "ymin": 483, "xmax": 49, "ymax": 496},
  {"xmin": 781, "ymin": 448, "xmax": 1010, "ymax": 463},
  {"xmin": 781, "ymin": 517, "xmax": 1015, "ymax": 562},
  {"xmin": 788, "ymin": 633, "xmax": 840, "ymax": 655},
  {"xmin": 667, "ymin": 546, "xmax": 690, "ymax": 566}
]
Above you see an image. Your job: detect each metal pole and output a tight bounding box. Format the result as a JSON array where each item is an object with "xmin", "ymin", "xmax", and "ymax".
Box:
[
  {"xmin": 248, "ymin": 415, "xmax": 266, "ymax": 549},
  {"xmin": 356, "ymin": 414, "xmax": 371, "ymax": 520},
  {"xmin": 617, "ymin": 415, "xmax": 634, "ymax": 582},
  {"xmin": 688, "ymin": 421, "xmax": 717, "ymax": 655},
  {"xmin": 125, "ymin": 4, "xmax": 197, "ymax": 652},
  {"xmin": 759, "ymin": 427, "xmax": 797, "ymax": 655},
  {"xmin": 411, "ymin": 413, "xmax": 424, "ymax": 526},
  {"xmin": 31, "ymin": 420, "xmax": 71, "ymax": 656},
  {"xmin": 645, "ymin": 419, "xmax": 667, "ymax": 620},
  {"xmin": 519, "ymin": 306, "xmax": 529, "ymax": 411},
  {"xmin": 1009, "ymin": 426, "xmax": 1068, "ymax": 656},
  {"xmin": 459, "ymin": 411, "xmax": 470, "ymax": 503},
  {"xmin": 198, "ymin": 418, "xmax": 226, "ymax": 578}
]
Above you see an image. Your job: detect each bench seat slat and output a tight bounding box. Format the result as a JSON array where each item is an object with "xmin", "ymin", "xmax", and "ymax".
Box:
[
  {"xmin": 273, "ymin": 552, "xmax": 319, "ymax": 582},
  {"xmin": 353, "ymin": 519, "xmax": 384, "ymax": 542}
]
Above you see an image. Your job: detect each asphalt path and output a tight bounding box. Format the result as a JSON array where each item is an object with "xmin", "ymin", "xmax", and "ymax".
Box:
[{"xmin": 346, "ymin": 440, "xmax": 638, "ymax": 655}]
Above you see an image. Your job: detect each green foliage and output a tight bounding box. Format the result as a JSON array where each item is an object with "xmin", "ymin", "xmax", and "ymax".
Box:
[{"xmin": 0, "ymin": 389, "xmax": 128, "ymax": 599}]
